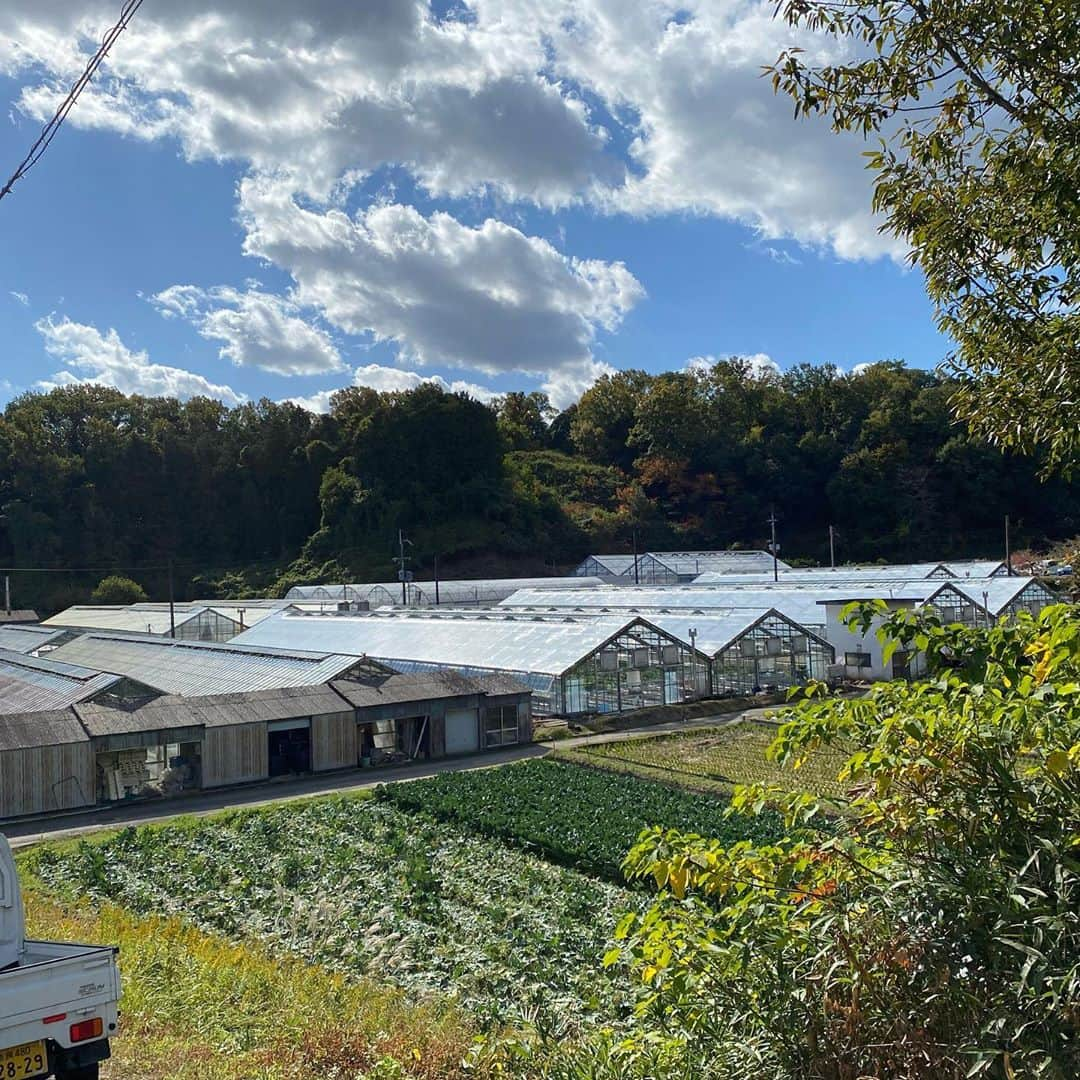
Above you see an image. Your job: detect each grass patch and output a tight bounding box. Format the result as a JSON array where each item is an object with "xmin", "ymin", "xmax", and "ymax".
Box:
[
  {"xmin": 556, "ymin": 722, "xmax": 851, "ymax": 800},
  {"xmin": 22, "ymin": 887, "xmax": 482, "ymax": 1080}
]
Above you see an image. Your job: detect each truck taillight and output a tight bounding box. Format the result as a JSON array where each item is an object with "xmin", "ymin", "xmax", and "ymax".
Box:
[{"xmin": 69, "ymin": 1018, "xmax": 103, "ymax": 1042}]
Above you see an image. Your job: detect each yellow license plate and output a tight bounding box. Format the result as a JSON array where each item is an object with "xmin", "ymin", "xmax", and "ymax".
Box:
[{"xmin": 0, "ymin": 1040, "xmax": 47, "ymax": 1079}]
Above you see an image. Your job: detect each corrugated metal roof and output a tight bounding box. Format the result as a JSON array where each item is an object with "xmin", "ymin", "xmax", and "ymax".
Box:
[
  {"xmin": 0, "ymin": 611, "xmax": 39, "ymax": 624},
  {"xmin": 76, "ymin": 684, "xmax": 353, "ymax": 736},
  {"xmin": 0, "ymin": 648, "xmax": 122, "ymax": 714},
  {"xmin": 43, "ymin": 606, "xmax": 213, "ymax": 635},
  {"xmin": 332, "ymin": 669, "xmax": 484, "ymax": 708},
  {"xmin": 469, "ymin": 672, "xmax": 534, "ymax": 697},
  {"xmin": 233, "ymin": 610, "xmax": 680, "ymax": 678},
  {"xmin": 0, "ymin": 625, "xmax": 69, "ymax": 654},
  {"xmin": 0, "ymin": 709, "xmax": 89, "ymax": 750},
  {"xmin": 46, "ymin": 633, "xmax": 376, "ymax": 697}
]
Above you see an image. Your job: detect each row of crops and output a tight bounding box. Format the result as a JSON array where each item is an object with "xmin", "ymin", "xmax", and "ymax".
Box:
[
  {"xmin": 377, "ymin": 758, "xmax": 781, "ymax": 880},
  {"xmin": 26, "ymin": 757, "xmax": 786, "ymax": 1035}
]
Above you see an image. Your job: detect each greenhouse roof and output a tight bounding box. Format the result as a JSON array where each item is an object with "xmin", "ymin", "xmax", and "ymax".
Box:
[
  {"xmin": 284, "ymin": 576, "xmax": 606, "ymax": 606},
  {"xmin": 43, "ymin": 605, "xmax": 217, "ymax": 636},
  {"xmin": 0, "ymin": 624, "xmax": 69, "ymax": 654},
  {"xmin": 641, "ymin": 609, "xmax": 831, "ymax": 657},
  {"xmin": 129, "ymin": 602, "xmax": 276, "ymax": 629},
  {"xmin": 946, "ymin": 576, "xmax": 1051, "ymax": 615},
  {"xmin": 693, "ymin": 560, "xmax": 1007, "ymax": 585},
  {"xmin": 578, "ymin": 550, "xmax": 789, "ymax": 576},
  {"xmin": 232, "ymin": 609, "xmax": 688, "ymax": 678},
  {"xmin": 46, "ymin": 633, "xmax": 376, "ymax": 697},
  {"xmin": 0, "ymin": 647, "xmax": 123, "ymax": 714}
]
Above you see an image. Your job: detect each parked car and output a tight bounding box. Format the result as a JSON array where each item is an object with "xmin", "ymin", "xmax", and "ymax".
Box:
[{"xmin": 1, "ymin": 834, "xmax": 119, "ymax": 1079}]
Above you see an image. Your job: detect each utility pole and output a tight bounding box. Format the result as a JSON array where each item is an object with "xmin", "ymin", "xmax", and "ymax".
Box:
[
  {"xmin": 433, "ymin": 554, "xmax": 440, "ymax": 607},
  {"xmin": 3, "ymin": 575, "xmax": 9, "ymax": 616},
  {"xmin": 167, "ymin": 558, "xmax": 176, "ymax": 639},
  {"xmin": 1004, "ymin": 514, "xmax": 1013, "ymax": 576},
  {"xmin": 393, "ymin": 529, "xmax": 414, "ymax": 605},
  {"xmin": 828, "ymin": 525, "xmax": 836, "ymax": 570},
  {"xmin": 768, "ymin": 508, "xmax": 780, "ymax": 583},
  {"xmin": 632, "ymin": 527, "xmax": 640, "ymax": 585}
]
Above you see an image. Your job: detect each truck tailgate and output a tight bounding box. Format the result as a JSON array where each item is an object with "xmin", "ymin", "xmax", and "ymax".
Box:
[{"xmin": 1, "ymin": 941, "xmax": 120, "ymax": 1034}]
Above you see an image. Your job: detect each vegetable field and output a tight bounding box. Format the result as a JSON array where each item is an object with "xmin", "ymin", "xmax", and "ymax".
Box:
[
  {"xmin": 378, "ymin": 758, "xmax": 781, "ymax": 880},
  {"xmin": 28, "ymin": 798, "xmax": 641, "ymax": 1033},
  {"xmin": 558, "ymin": 722, "xmax": 851, "ymax": 799}
]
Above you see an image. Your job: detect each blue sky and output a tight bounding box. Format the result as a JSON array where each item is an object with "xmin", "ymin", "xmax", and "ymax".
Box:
[{"xmin": 0, "ymin": 2, "xmax": 946, "ymax": 413}]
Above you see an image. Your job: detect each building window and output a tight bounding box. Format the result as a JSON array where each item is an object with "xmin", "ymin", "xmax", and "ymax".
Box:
[
  {"xmin": 845, "ymin": 651, "xmax": 872, "ymax": 669},
  {"xmin": 484, "ymin": 705, "xmax": 519, "ymax": 748}
]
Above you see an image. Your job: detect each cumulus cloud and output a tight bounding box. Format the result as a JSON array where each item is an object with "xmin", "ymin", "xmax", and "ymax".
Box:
[
  {"xmin": 240, "ymin": 178, "xmax": 644, "ymax": 376},
  {"xmin": 687, "ymin": 352, "xmax": 780, "ymax": 379},
  {"xmin": 152, "ymin": 284, "xmax": 343, "ymax": 376},
  {"xmin": 35, "ymin": 316, "xmax": 246, "ymax": 405},
  {"xmin": 285, "ymin": 362, "xmax": 499, "ymax": 414},
  {"xmin": 1, "ymin": 0, "xmax": 896, "ymax": 258},
  {"xmin": 9, "ymin": 291, "xmax": 29, "ymax": 307}
]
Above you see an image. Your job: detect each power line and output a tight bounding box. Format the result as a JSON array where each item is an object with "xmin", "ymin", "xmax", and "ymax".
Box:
[{"xmin": 0, "ymin": 0, "xmax": 145, "ymax": 204}]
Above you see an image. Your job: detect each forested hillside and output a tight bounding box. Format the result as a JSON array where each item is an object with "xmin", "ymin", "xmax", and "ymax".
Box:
[{"xmin": 2, "ymin": 357, "xmax": 1077, "ymax": 612}]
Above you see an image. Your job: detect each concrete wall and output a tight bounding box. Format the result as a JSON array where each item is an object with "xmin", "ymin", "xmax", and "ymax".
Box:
[
  {"xmin": 823, "ymin": 601, "xmax": 927, "ymax": 681},
  {"xmin": 202, "ymin": 722, "xmax": 269, "ymax": 787},
  {"xmin": 0, "ymin": 744, "xmax": 94, "ymax": 818}
]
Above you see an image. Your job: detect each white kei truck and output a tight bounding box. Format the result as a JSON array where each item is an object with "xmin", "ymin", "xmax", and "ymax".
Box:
[{"xmin": 0, "ymin": 834, "xmax": 119, "ymax": 1080}]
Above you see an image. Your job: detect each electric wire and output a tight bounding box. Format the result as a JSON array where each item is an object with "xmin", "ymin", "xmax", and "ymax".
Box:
[{"xmin": 0, "ymin": 0, "xmax": 145, "ymax": 203}]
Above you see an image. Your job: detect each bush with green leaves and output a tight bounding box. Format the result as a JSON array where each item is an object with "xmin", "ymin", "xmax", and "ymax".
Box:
[{"xmin": 610, "ymin": 603, "xmax": 1080, "ymax": 1079}]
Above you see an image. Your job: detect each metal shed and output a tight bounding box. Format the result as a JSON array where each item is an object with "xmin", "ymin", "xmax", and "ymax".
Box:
[{"xmin": 0, "ymin": 710, "xmax": 94, "ymax": 819}]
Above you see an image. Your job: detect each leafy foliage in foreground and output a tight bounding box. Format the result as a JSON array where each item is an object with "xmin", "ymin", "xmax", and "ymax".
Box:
[
  {"xmin": 25, "ymin": 798, "xmax": 640, "ymax": 1035},
  {"xmin": 770, "ymin": 1, "xmax": 1080, "ymax": 469},
  {"xmin": 611, "ymin": 604, "xmax": 1080, "ymax": 1079},
  {"xmin": 376, "ymin": 758, "xmax": 781, "ymax": 881}
]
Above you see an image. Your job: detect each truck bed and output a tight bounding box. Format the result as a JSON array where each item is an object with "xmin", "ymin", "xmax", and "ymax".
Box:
[{"xmin": 1, "ymin": 940, "xmax": 120, "ymax": 1052}]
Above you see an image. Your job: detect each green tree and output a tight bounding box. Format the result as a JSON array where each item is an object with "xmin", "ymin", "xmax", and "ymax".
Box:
[
  {"xmin": 612, "ymin": 603, "xmax": 1080, "ymax": 1078},
  {"xmin": 90, "ymin": 575, "xmax": 148, "ymax": 605},
  {"xmin": 494, "ymin": 391, "xmax": 554, "ymax": 451},
  {"xmin": 769, "ymin": 0, "xmax": 1080, "ymax": 470}
]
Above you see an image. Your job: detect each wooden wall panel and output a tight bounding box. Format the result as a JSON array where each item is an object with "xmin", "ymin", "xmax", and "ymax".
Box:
[
  {"xmin": 202, "ymin": 723, "xmax": 268, "ymax": 788},
  {"xmin": 0, "ymin": 744, "xmax": 95, "ymax": 819},
  {"xmin": 311, "ymin": 711, "xmax": 356, "ymax": 772}
]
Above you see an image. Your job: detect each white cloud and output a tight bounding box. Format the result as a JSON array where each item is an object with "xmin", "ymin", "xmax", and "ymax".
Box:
[
  {"xmin": 287, "ymin": 362, "xmax": 500, "ymax": 414},
  {"xmin": 1, "ymin": 1, "xmax": 898, "ymax": 259},
  {"xmin": 240, "ymin": 178, "xmax": 644, "ymax": 377},
  {"xmin": 35, "ymin": 316, "xmax": 246, "ymax": 405},
  {"xmin": 152, "ymin": 284, "xmax": 343, "ymax": 375},
  {"xmin": 9, "ymin": 291, "xmax": 29, "ymax": 307},
  {"xmin": 541, "ymin": 357, "xmax": 616, "ymax": 410}
]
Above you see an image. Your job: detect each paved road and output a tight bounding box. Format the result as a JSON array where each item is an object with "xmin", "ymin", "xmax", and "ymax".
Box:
[{"xmin": 5, "ymin": 708, "xmax": 769, "ymax": 848}]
